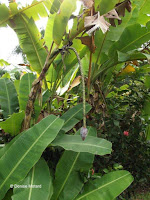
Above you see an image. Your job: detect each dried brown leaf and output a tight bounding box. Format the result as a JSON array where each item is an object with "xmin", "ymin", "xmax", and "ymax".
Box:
[
  {"xmin": 77, "ymin": 36, "xmax": 96, "ymax": 53},
  {"xmin": 104, "ymin": 9, "xmax": 121, "ymax": 27},
  {"xmin": 104, "ymin": 9, "xmax": 121, "ymax": 20},
  {"xmin": 67, "ymin": 76, "xmax": 81, "ymax": 92},
  {"xmin": 115, "ymin": 0, "xmax": 132, "ymax": 17},
  {"xmin": 84, "ymin": 12, "xmax": 110, "ymax": 35}
]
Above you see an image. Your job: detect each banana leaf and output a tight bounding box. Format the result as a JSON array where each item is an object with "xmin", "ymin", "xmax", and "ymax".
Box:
[{"xmin": 0, "ymin": 115, "xmax": 64, "ymax": 200}]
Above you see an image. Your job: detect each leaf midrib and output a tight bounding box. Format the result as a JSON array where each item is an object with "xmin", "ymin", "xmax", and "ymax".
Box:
[
  {"xmin": 0, "ymin": 1, "xmax": 44, "ymax": 26},
  {"xmin": 55, "ymin": 153, "xmax": 80, "ymax": 200},
  {"xmin": 0, "ymin": 116, "xmax": 58, "ymax": 191},
  {"xmin": 54, "ymin": 141, "xmax": 111, "ymax": 150},
  {"xmin": 28, "ymin": 166, "xmax": 35, "ymax": 200},
  {"xmin": 76, "ymin": 173, "xmax": 130, "ymax": 200},
  {"xmin": 120, "ymin": 30, "xmax": 150, "ymax": 52},
  {"xmin": 21, "ymin": 15, "xmax": 43, "ymax": 71}
]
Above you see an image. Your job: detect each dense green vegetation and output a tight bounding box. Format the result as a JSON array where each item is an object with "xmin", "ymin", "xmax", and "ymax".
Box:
[{"xmin": 0, "ymin": 0, "xmax": 149, "ymax": 199}]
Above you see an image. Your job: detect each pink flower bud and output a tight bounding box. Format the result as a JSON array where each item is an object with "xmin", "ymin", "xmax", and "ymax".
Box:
[
  {"xmin": 123, "ymin": 131, "xmax": 129, "ymax": 136},
  {"xmin": 80, "ymin": 127, "xmax": 88, "ymax": 140}
]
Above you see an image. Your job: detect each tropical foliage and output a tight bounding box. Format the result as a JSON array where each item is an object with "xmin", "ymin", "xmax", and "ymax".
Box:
[{"xmin": 0, "ymin": 0, "xmax": 149, "ymax": 199}]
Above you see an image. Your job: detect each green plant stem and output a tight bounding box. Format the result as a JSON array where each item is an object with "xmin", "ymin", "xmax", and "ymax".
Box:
[{"xmin": 68, "ymin": 47, "xmax": 86, "ymax": 128}]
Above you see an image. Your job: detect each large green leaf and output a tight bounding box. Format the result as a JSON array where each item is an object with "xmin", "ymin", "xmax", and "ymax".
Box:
[
  {"xmin": 117, "ymin": 50, "xmax": 150, "ymax": 62},
  {"xmin": 0, "ymin": 115, "xmax": 64, "ymax": 200},
  {"xmin": 0, "ymin": 111, "xmax": 25, "ymax": 136},
  {"xmin": 0, "ymin": 1, "xmax": 52, "ymax": 27},
  {"xmin": 0, "ymin": 4, "xmax": 9, "ymax": 27},
  {"xmin": 9, "ymin": 15, "xmax": 47, "ymax": 74},
  {"xmin": 52, "ymin": 135, "xmax": 112, "ymax": 155},
  {"xmin": 53, "ymin": 0, "xmax": 77, "ymax": 45},
  {"xmin": 136, "ymin": 0, "xmax": 150, "ymax": 25},
  {"xmin": 60, "ymin": 103, "xmax": 91, "ymax": 132},
  {"xmin": 19, "ymin": 73, "xmax": 36, "ymax": 111},
  {"xmin": 0, "ymin": 128, "xmax": 26, "ymax": 159},
  {"xmin": 109, "ymin": 22, "xmax": 150, "ymax": 58},
  {"xmin": 52, "ymin": 127, "xmax": 96, "ymax": 200},
  {"xmin": 12, "ymin": 158, "xmax": 52, "ymax": 200},
  {"xmin": 0, "ymin": 78, "xmax": 19, "ymax": 118},
  {"xmin": 22, "ymin": 0, "xmax": 54, "ymax": 21},
  {"xmin": 95, "ymin": 0, "xmax": 118, "ymax": 14},
  {"xmin": 76, "ymin": 170, "xmax": 134, "ymax": 200}
]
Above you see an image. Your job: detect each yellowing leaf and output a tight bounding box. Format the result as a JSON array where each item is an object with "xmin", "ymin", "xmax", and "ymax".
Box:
[
  {"xmin": 67, "ymin": 76, "xmax": 81, "ymax": 92},
  {"xmin": 118, "ymin": 65, "xmax": 135, "ymax": 76}
]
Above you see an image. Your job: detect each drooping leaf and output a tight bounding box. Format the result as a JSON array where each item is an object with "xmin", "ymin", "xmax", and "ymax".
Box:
[
  {"xmin": 19, "ymin": 73, "xmax": 36, "ymax": 111},
  {"xmin": 0, "ymin": 78, "xmax": 19, "ymax": 118},
  {"xmin": 60, "ymin": 103, "xmax": 91, "ymax": 132},
  {"xmin": 0, "ymin": 115, "xmax": 64, "ymax": 200},
  {"xmin": 51, "ymin": 127, "xmax": 96, "ymax": 200},
  {"xmin": 22, "ymin": 0, "xmax": 54, "ymax": 21},
  {"xmin": 53, "ymin": 0, "xmax": 77, "ymax": 45},
  {"xmin": 115, "ymin": 0, "xmax": 132, "ymax": 17},
  {"xmin": 9, "ymin": 15, "xmax": 47, "ymax": 74},
  {"xmin": 52, "ymin": 135, "xmax": 112, "ymax": 155},
  {"xmin": 0, "ymin": 1, "xmax": 52, "ymax": 27},
  {"xmin": 12, "ymin": 158, "xmax": 52, "ymax": 200},
  {"xmin": 67, "ymin": 76, "xmax": 81, "ymax": 92},
  {"xmin": 76, "ymin": 170, "xmax": 134, "ymax": 200},
  {"xmin": 84, "ymin": 11, "xmax": 111, "ymax": 35},
  {"xmin": 77, "ymin": 36, "xmax": 96, "ymax": 53},
  {"xmin": 103, "ymin": 9, "xmax": 121, "ymax": 27},
  {"xmin": 0, "ymin": 111, "xmax": 25, "ymax": 136}
]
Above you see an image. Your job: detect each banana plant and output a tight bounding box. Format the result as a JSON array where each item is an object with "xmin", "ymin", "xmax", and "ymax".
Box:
[{"xmin": 0, "ymin": 0, "xmax": 149, "ymax": 199}]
